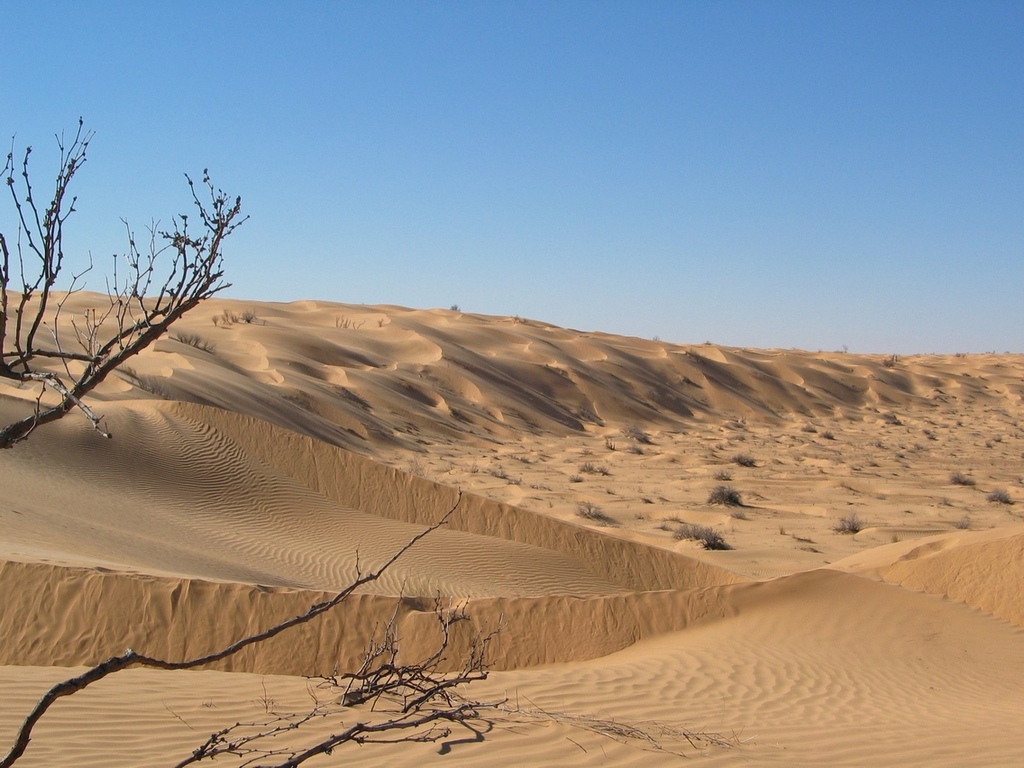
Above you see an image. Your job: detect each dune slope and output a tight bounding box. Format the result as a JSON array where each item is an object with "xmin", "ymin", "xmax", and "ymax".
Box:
[{"xmin": 2, "ymin": 295, "xmax": 1023, "ymax": 767}]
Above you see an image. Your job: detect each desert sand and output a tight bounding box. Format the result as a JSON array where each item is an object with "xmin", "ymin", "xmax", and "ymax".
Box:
[{"xmin": 2, "ymin": 294, "xmax": 1023, "ymax": 766}]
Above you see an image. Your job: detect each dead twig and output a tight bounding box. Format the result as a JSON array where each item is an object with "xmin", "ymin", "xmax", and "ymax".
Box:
[{"xmin": 0, "ymin": 493, "xmax": 462, "ymax": 767}]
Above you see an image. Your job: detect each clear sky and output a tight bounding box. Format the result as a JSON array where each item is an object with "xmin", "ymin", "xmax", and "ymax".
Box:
[{"xmin": 4, "ymin": 2, "xmax": 1022, "ymax": 352}]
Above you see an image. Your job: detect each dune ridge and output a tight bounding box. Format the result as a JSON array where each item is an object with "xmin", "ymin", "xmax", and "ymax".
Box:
[{"xmin": 2, "ymin": 294, "xmax": 1024, "ymax": 766}]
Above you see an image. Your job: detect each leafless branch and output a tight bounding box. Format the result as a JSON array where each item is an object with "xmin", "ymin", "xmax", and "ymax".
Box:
[
  {"xmin": 174, "ymin": 596, "xmax": 503, "ymax": 767},
  {"xmin": 0, "ymin": 493, "xmax": 462, "ymax": 767},
  {"xmin": 0, "ymin": 120, "xmax": 246, "ymax": 447}
]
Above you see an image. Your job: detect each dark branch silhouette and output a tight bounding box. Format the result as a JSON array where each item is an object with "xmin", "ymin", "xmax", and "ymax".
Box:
[
  {"xmin": 0, "ymin": 495, "xmax": 462, "ymax": 767},
  {"xmin": 0, "ymin": 119, "xmax": 246, "ymax": 447},
  {"xmin": 174, "ymin": 596, "xmax": 501, "ymax": 767}
]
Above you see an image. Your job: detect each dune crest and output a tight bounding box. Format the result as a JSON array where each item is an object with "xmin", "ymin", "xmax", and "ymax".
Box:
[{"xmin": 2, "ymin": 294, "xmax": 1023, "ymax": 766}]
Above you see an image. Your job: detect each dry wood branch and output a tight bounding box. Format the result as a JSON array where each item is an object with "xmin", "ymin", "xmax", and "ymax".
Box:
[
  {"xmin": 0, "ymin": 494, "xmax": 463, "ymax": 767},
  {"xmin": 1, "ymin": 120, "xmax": 246, "ymax": 447},
  {"xmin": 175, "ymin": 597, "xmax": 503, "ymax": 767}
]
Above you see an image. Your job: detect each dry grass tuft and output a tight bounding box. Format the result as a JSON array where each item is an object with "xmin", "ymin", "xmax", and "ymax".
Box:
[
  {"xmin": 674, "ymin": 523, "xmax": 732, "ymax": 550},
  {"xmin": 833, "ymin": 512, "xmax": 864, "ymax": 534},
  {"xmin": 707, "ymin": 485, "xmax": 743, "ymax": 506},
  {"xmin": 575, "ymin": 501, "xmax": 617, "ymax": 526}
]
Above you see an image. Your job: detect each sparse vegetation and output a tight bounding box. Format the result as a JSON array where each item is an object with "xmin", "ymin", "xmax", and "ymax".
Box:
[
  {"xmin": 731, "ymin": 453, "xmax": 756, "ymax": 467},
  {"xmin": 821, "ymin": 430, "xmax": 836, "ymax": 440},
  {"xmin": 604, "ymin": 437, "xmax": 617, "ymax": 451},
  {"xmin": 489, "ymin": 467, "xmax": 521, "ymax": 485},
  {"xmin": 673, "ymin": 523, "xmax": 732, "ymax": 550},
  {"xmin": 833, "ymin": 512, "xmax": 864, "ymax": 534},
  {"xmin": 625, "ymin": 444, "xmax": 644, "ymax": 455},
  {"xmin": 214, "ymin": 309, "xmax": 259, "ymax": 327},
  {"xmin": 712, "ymin": 469, "xmax": 733, "ymax": 481},
  {"xmin": 623, "ymin": 425, "xmax": 653, "ymax": 444},
  {"xmin": 173, "ymin": 333, "xmax": 216, "ymax": 353},
  {"xmin": 0, "ymin": 121, "xmax": 244, "ymax": 448},
  {"xmin": 568, "ymin": 474, "xmax": 584, "ymax": 483},
  {"xmin": 953, "ymin": 515, "xmax": 972, "ymax": 530},
  {"xmin": 950, "ymin": 472, "xmax": 976, "ymax": 486},
  {"xmin": 707, "ymin": 485, "xmax": 743, "ymax": 506},
  {"xmin": 986, "ymin": 488, "xmax": 1013, "ymax": 505},
  {"xmin": 575, "ymin": 501, "xmax": 616, "ymax": 526}
]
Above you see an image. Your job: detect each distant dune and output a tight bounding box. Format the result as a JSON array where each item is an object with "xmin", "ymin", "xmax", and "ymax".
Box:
[{"xmin": 2, "ymin": 294, "xmax": 1023, "ymax": 766}]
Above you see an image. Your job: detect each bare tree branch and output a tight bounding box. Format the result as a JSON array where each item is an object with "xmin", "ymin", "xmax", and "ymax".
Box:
[
  {"xmin": 175, "ymin": 596, "xmax": 503, "ymax": 768},
  {"xmin": 0, "ymin": 120, "xmax": 246, "ymax": 448},
  {"xmin": 0, "ymin": 494, "xmax": 462, "ymax": 767}
]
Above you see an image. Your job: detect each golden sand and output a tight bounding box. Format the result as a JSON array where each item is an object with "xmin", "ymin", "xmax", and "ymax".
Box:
[{"xmin": 2, "ymin": 295, "xmax": 1022, "ymax": 766}]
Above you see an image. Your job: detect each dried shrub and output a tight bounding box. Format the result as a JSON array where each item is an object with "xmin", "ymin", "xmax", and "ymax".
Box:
[
  {"xmin": 173, "ymin": 333, "xmax": 216, "ymax": 353},
  {"xmin": 674, "ymin": 523, "xmax": 732, "ymax": 550},
  {"xmin": 712, "ymin": 469, "xmax": 733, "ymax": 482},
  {"xmin": 987, "ymin": 488, "xmax": 1013, "ymax": 505},
  {"xmin": 575, "ymin": 501, "xmax": 616, "ymax": 526},
  {"xmin": 707, "ymin": 485, "xmax": 742, "ymax": 507},
  {"xmin": 731, "ymin": 453, "xmax": 756, "ymax": 468},
  {"xmin": 950, "ymin": 472, "xmax": 976, "ymax": 486},
  {"xmin": 623, "ymin": 425, "xmax": 653, "ymax": 444},
  {"xmin": 833, "ymin": 512, "xmax": 864, "ymax": 534}
]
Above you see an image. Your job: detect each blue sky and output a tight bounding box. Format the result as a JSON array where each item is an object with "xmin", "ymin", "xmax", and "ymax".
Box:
[{"xmin": 4, "ymin": 1, "xmax": 1022, "ymax": 352}]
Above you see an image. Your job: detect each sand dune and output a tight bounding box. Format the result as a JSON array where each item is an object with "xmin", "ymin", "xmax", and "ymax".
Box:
[{"xmin": 2, "ymin": 294, "xmax": 1023, "ymax": 766}]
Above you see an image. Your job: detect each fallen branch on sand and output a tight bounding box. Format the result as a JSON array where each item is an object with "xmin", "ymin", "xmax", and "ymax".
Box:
[{"xmin": 1, "ymin": 496, "xmax": 463, "ymax": 767}]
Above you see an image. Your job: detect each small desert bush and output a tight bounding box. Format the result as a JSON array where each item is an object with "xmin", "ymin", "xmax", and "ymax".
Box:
[
  {"xmin": 712, "ymin": 469, "xmax": 733, "ymax": 482},
  {"xmin": 986, "ymin": 488, "xmax": 1013, "ymax": 505},
  {"xmin": 604, "ymin": 437, "xmax": 617, "ymax": 451},
  {"xmin": 490, "ymin": 467, "xmax": 520, "ymax": 485},
  {"xmin": 950, "ymin": 472, "xmax": 976, "ymax": 486},
  {"xmin": 731, "ymin": 453, "xmax": 756, "ymax": 468},
  {"xmin": 213, "ymin": 309, "xmax": 259, "ymax": 326},
  {"xmin": 801, "ymin": 424, "xmax": 818, "ymax": 433},
  {"xmin": 568, "ymin": 474, "xmax": 584, "ymax": 483},
  {"xmin": 335, "ymin": 316, "xmax": 365, "ymax": 329},
  {"xmin": 953, "ymin": 515, "xmax": 971, "ymax": 530},
  {"xmin": 707, "ymin": 485, "xmax": 742, "ymax": 506},
  {"xmin": 626, "ymin": 444, "xmax": 644, "ymax": 455},
  {"xmin": 575, "ymin": 501, "xmax": 616, "ymax": 526},
  {"xmin": 623, "ymin": 425, "xmax": 653, "ymax": 444},
  {"xmin": 137, "ymin": 375, "xmax": 172, "ymax": 398},
  {"xmin": 833, "ymin": 512, "xmax": 864, "ymax": 534},
  {"xmin": 674, "ymin": 523, "xmax": 732, "ymax": 550},
  {"xmin": 821, "ymin": 430, "xmax": 836, "ymax": 440},
  {"xmin": 173, "ymin": 333, "xmax": 216, "ymax": 353}
]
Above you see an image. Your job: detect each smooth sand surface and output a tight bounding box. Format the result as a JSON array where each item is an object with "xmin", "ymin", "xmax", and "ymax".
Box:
[{"xmin": 2, "ymin": 294, "xmax": 1023, "ymax": 766}]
